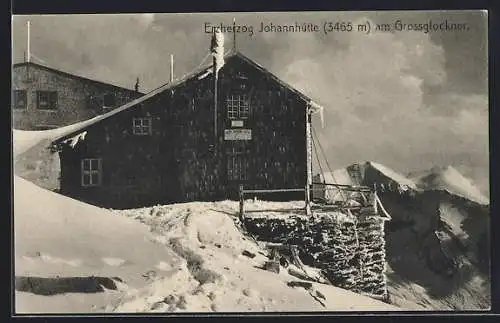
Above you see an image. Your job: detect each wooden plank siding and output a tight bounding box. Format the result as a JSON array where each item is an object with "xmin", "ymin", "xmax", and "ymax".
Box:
[{"xmin": 58, "ymin": 54, "xmax": 308, "ymax": 209}]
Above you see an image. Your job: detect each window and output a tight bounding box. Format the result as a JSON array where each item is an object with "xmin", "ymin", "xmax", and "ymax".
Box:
[
  {"xmin": 226, "ymin": 94, "xmax": 250, "ymax": 119},
  {"xmin": 103, "ymin": 93, "xmax": 116, "ymax": 108},
  {"xmin": 81, "ymin": 158, "xmax": 102, "ymax": 187},
  {"xmin": 13, "ymin": 90, "xmax": 27, "ymax": 110},
  {"xmin": 36, "ymin": 91, "xmax": 58, "ymax": 110},
  {"xmin": 227, "ymin": 147, "xmax": 247, "ymax": 181},
  {"xmin": 133, "ymin": 117, "xmax": 152, "ymax": 135}
]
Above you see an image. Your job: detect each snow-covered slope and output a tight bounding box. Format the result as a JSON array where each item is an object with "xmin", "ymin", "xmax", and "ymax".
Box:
[
  {"xmin": 314, "ymin": 162, "xmax": 417, "ymax": 193},
  {"xmin": 314, "ymin": 168, "xmax": 356, "ymax": 186},
  {"xmin": 109, "ymin": 202, "xmax": 401, "ymax": 312},
  {"xmin": 14, "ymin": 176, "xmax": 400, "ymax": 312},
  {"xmin": 367, "ymin": 162, "xmax": 418, "ymax": 190},
  {"xmin": 14, "ymin": 129, "xmax": 184, "ymax": 312},
  {"xmin": 14, "ymin": 175, "xmax": 183, "ymax": 313},
  {"xmin": 411, "ymin": 166, "xmax": 489, "ymax": 205}
]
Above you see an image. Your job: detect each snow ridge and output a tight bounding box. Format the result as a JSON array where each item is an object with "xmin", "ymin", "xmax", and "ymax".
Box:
[
  {"xmin": 367, "ymin": 162, "xmax": 417, "ymax": 190},
  {"xmin": 414, "ymin": 166, "xmax": 489, "ymax": 205}
]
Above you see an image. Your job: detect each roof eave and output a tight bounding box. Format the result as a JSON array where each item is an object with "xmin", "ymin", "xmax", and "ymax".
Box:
[
  {"xmin": 13, "ymin": 61, "xmax": 143, "ymax": 94},
  {"xmin": 50, "ymin": 50, "xmax": 327, "ymax": 145}
]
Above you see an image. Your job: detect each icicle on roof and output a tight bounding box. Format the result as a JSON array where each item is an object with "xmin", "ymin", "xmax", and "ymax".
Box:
[
  {"xmin": 309, "ymin": 100, "xmax": 325, "ymax": 128},
  {"xmin": 62, "ymin": 131, "xmax": 87, "ymax": 148}
]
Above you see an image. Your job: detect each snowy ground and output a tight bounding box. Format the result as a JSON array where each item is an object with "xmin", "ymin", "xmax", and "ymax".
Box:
[
  {"xmin": 13, "ymin": 129, "xmax": 401, "ymax": 313},
  {"xmin": 14, "ymin": 175, "xmax": 184, "ymax": 313},
  {"xmin": 14, "ymin": 178, "xmax": 401, "ymax": 313},
  {"xmin": 108, "ymin": 201, "xmax": 402, "ymax": 312}
]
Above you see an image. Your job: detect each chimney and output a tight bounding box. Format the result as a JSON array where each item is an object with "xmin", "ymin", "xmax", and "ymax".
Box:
[
  {"xmin": 170, "ymin": 54, "xmax": 174, "ymax": 83},
  {"xmin": 210, "ymin": 30, "xmax": 225, "ymax": 74},
  {"xmin": 134, "ymin": 77, "xmax": 140, "ymax": 92}
]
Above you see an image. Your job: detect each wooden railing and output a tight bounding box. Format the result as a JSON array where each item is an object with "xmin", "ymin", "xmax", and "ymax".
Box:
[
  {"xmin": 312, "ymin": 182, "xmax": 372, "ymax": 192},
  {"xmin": 238, "ymin": 183, "xmax": 383, "ymax": 222},
  {"xmin": 238, "ymin": 185, "xmax": 307, "ymax": 221}
]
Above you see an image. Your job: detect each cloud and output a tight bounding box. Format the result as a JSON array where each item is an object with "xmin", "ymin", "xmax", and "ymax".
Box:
[
  {"xmin": 266, "ymin": 18, "xmax": 488, "ymax": 193},
  {"xmin": 136, "ymin": 13, "xmax": 155, "ymax": 28}
]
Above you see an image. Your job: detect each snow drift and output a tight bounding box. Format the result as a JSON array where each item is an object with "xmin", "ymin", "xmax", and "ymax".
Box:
[{"xmin": 14, "ymin": 175, "xmax": 183, "ymax": 313}]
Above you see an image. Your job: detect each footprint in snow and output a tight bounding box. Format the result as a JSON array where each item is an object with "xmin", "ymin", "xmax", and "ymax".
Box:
[{"xmin": 142, "ymin": 270, "xmax": 157, "ymax": 280}]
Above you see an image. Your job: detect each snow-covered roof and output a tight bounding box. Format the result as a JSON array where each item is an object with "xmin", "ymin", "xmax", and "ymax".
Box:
[
  {"xmin": 13, "ymin": 61, "xmax": 143, "ymax": 94},
  {"xmin": 51, "ymin": 49, "xmax": 323, "ymax": 146}
]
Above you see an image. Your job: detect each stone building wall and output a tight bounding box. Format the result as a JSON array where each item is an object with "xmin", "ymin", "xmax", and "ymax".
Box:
[{"xmin": 12, "ymin": 63, "xmax": 142, "ymax": 130}]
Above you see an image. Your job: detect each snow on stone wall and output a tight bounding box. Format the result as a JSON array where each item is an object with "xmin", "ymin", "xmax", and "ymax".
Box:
[{"xmin": 243, "ymin": 211, "xmax": 388, "ymax": 300}]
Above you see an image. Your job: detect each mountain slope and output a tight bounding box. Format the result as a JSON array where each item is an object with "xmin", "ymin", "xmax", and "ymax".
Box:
[
  {"xmin": 410, "ymin": 166, "xmax": 489, "ymax": 205},
  {"xmin": 314, "ymin": 161, "xmax": 490, "ymax": 310},
  {"xmin": 367, "ymin": 162, "xmax": 418, "ymax": 190}
]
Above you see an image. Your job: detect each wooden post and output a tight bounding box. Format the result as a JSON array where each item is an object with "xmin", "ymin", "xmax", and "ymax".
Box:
[
  {"xmin": 233, "ymin": 17, "xmax": 237, "ymax": 51},
  {"xmin": 25, "ymin": 21, "xmax": 31, "ymax": 83},
  {"xmin": 27, "ymin": 20, "xmax": 31, "ymax": 63},
  {"xmin": 239, "ymin": 184, "xmax": 244, "ymax": 222},
  {"xmin": 305, "ymin": 184, "xmax": 312, "ymax": 216},
  {"xmin": 170, "ymin": 54, "xmax": 174, "ymax": 83},
  {"xmin": 213, "ymin": 56, "xmax": 218, "ymax": 145},
  {"xmin": 305, "ymin": 104, "xmax": 312, "ymax": 216}
]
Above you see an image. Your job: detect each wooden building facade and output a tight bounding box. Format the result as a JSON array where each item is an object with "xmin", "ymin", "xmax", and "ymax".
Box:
[
  {"xmin": 52, "ymin": 50, "xmax": 322, "ymax": 209},
  {"xmin": 12, "ymin": 62, "xmax": 143, "ymax": 130}
]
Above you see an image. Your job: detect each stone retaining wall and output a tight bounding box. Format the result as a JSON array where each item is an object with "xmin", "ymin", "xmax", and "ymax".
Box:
[{"xmin": 244, "ymin": 211, "xmax": 388, "ymax": 299}]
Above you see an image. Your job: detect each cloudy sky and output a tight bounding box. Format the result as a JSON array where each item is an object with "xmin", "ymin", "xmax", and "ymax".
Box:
[{"xmin": 11, "ymin": 11, "xmax": 489, "ymax": 194}]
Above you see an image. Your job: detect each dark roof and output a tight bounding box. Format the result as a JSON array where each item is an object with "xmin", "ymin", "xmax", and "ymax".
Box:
[
  {"xmin": 13, "ymin": 61, "xmax": 143, "ymax": 94},
  {"xmin": 52, "ymin": 49, "xmax": 323, "ymax": 145}
]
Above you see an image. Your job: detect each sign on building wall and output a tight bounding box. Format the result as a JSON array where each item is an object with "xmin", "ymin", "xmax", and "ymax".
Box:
[
  {"xmin": 224, "ymin": 129, "xmax": 252, "ymax": 140},
  {"xmin": 231, "ymin": 120, "xmax": 244, "ymax": 127}
]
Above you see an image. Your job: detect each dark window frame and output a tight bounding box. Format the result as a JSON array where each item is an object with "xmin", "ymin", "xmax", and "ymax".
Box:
[
  {"xmin": 226, "ymin": 93, "xmax": 250, "ymax": 120},
  {"xmin": 81, "ymin": 158, "xmax": 102, "ymax": 187},
  {"xmin": 103, "ymin": 92, "xmax": 116, "ymax": 108},
  {"xmin": 13, "ymin": 90, "xmax": 27, "ymax": 110},
  {"xmin": 133, "ymin": 117, "xmax": 153, "ymax": 136},
  {"xmin": 36, "ymin": 90, "xmax": 58, "ymax": 111}
]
